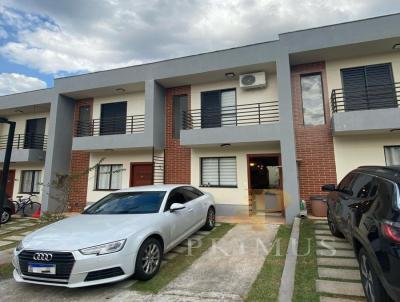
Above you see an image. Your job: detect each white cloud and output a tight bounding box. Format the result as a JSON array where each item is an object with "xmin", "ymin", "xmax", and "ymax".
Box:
[
  {"xmin": 0, "ymin": 73, "xmax": 47, "ymax": 96},
  {"xmin": 0, "ymin": 0, "xmax": 399, "ymax": 75}
]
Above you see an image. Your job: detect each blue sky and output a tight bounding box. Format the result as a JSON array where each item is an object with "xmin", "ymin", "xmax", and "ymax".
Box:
[{"xmin": 1, "ymin": 0, "xmax": 400, "ymax": 96}]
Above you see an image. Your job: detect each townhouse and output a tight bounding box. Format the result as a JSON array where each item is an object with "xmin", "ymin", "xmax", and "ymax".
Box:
[{"xmin": 0, "ymin": 14, "xmax": 399, "ymax": 223}]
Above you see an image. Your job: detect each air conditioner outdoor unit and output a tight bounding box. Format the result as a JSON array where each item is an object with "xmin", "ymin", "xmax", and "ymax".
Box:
[{"xmin": 239, "ymin": 72, "xmax": 267, "ymax": 89}]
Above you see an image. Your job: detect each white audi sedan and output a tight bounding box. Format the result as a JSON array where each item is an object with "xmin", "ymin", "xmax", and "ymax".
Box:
[{"xmin": 12, "ymin": 185, "xmax": 216, "ymax": 287}]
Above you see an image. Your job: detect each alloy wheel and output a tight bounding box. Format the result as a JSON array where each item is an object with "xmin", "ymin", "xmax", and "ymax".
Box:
[
  {"xmin": 1, "ymin": 211, "xmax": 9, "ymax": 224},
  {"xmin": 208, "ymin": 208, "xmax": 215, "ymax": 227},
  {"xmin": 141, "ymin": 243, "xmax": 160, "ymax": 275},
  {"xmin": 360, "ymin": 253, "xmax": 375, "ymax": 302}
]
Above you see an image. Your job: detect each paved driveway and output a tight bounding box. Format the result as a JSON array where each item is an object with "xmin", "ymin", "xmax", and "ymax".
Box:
[{"xmin": 0, "ymin": 224, "xmax": 279, "ymax": 302}]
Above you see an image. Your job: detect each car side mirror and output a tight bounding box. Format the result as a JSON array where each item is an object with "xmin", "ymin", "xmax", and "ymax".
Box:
[
  {"xmin": 170, "ymin": 203, "xmax": 185, "ymax": 212},
  {"xmin": 321, "ymin": 184, "xmax": 336, "ymax": 192}
]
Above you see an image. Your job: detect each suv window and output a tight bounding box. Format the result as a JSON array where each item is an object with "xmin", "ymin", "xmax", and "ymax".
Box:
[
  {"xmin": 351, "ymin": 174, "xmax": 375, "ymax": 199},
  {"xmin": 338, "ymin": 172, "xmax": 357, "ymax": 193},
  {"xmin": 164, "ymin": 189, "xmax": 187, "ymax": 211},
  {"xmin": 181, "ymin": 186, "xmax": 204, "ymax": 202}
]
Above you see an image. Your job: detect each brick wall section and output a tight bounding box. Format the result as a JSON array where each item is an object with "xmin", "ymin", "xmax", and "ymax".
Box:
[
  {"xmin": 68, "ymin": 99, "xmax": 93, "ymax": 212},
  {"xmin": 291, "ymin": 62, "xmax": 337, "ymax": 211},
  {"xmin": 165, "ymin": 86, "xmax": 191, "ymax": 184}
]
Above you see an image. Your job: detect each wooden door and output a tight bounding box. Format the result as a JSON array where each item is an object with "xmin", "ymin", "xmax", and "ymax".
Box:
[
  {"xmin": 0, "ymin": 170, "xmax": 15, "ymax": 198},
  {"xmin": 130, "ymin": 163, "xmax": 154, "ymax": 187}
]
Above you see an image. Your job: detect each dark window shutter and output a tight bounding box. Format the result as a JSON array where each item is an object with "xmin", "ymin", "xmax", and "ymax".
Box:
[
  {"xmin": 342, "ymin": 67, "xmax": 367, "ymax": 111},
  {"xmin": 201, "ymin": 91, "xmax": 221, "ymax": 128}
]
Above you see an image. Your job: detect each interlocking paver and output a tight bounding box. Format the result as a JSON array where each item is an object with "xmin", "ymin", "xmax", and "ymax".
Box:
[
  {"xmin": 320, "ymin": 296, "xmax": 364, "ymax": 302},
  {"xmin": 314, "ymin": 225, "xmax": 330, "ymax": 230},
  {"xmin": 0, "ymin": 240, "xmax": 13, "ymax": 247},
  {"xmin": 4, "ymin": 235, "xmax": 24, "ymax": 241},
  {"xmin": 316, "ymin": 249, "xmax": 355, "ymax": 258},
  {"xmin": 318, "ymin": 267, "xmax": 360, "ymax": 281},
  {"xmin": 315, "ymin": 235, "xmax": 346, "ymax": 242},
  {"xmin": 3, "ymin": 226, "xmax": 24, "ymax": 231},
  {"xmin": 316, "ymin": 240, "xmax": 352, "ymax": 250},
  {"xmin": 316, "ymin": 280, "xmax": 364, "ymax": 297},
  {"xmin": 317, "ymin": 257, "xmax": 359, "ymax": 268},
  {"xmin": 315, "ymin": 230, "xmax": 332, "ymax": 235}
]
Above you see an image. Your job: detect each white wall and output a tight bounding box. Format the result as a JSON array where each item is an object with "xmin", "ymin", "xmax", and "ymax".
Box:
[
  {"xmin": 87, "ymin": 150, "xmax": 153, "ymax": 202},
  {"xmin": 190, "ymin": 73, "xmax": 278, "ymax": 110},
  {"xmin": 9, "ymin": 163, "xmax": 44, "ymax": 202},
  {"xmin": 333, "ymin": 133, "xmax": 400, "ymax": 181},
  {"xmin": 91, "ymin": 92, "xmax": 145, "ymax": 120},
  {"xmin": 0, "ymin": 112, "xmax": 50, "ymax": 137},
  {"xmin": 191, "ymin": 143, "xmax": 281, "ymax": 206}
]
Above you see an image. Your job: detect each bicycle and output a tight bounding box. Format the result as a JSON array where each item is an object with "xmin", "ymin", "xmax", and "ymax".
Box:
[{"xmin": 12, "ymin": 194, "xmax": 41, "ymax": 217}]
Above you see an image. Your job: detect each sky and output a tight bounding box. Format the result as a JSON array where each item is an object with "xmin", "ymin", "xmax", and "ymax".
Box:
[{"xmin": 0, "ymin": 0, "xmax": 399, "ymax": 96}]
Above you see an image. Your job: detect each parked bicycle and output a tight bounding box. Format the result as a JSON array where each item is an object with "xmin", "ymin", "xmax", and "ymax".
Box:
[{"xmin": 12, "ymin": 194, "xmax": 41, "ymax": 217}]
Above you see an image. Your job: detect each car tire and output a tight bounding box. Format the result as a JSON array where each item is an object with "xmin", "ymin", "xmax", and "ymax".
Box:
[
  {"xmin": 327, "ymin": 208, "xmax": 344, "ymax": 238},
  {"xmin": 359, "ymin": 248, "xmax": 393, "ymax": 302},
  {"xmin": 202, "ymin": 207, "xmax": 215, "ymax": 231},
  {"xmin": 0, "ymin": 209, "xmax": 11, "ymax": 224},
  {"xmin": 134, "ymin": 237, "xmax": 162, "ymax": 281}
]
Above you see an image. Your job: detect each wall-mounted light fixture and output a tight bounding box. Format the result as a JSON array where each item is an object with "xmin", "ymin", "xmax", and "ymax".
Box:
[
  {"xmin": 220, "ymin": 143, "xmax": 231, "ymax": 148},
  {"xmin": 225, "ymin": 72, "xmax": 236, "ymax": 79},
  {"xmin": 115, "ymin": 88, "xmax": 126, "ymax": 93}
]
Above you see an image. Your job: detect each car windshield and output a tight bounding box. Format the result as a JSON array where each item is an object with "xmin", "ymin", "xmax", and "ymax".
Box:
[{"xmin": 83, "ymin": 191, "xmax": 166, "ymax": 214}]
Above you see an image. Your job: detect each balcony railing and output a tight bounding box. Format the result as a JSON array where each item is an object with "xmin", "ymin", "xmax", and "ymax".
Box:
[
  {"xmin": 75, "ymin": 115, "xmax": 145, "ymax": 137},
  {"xmin": 331, "ymin": 82, "xmax": 400, "ymax": 113},
  {"xmin": 182, "ymin": 101, "xmax": 279, "ymax": 130},
  {"xmin": 0, "ymin": 133, "xmax": 47, "ymax": 150}
]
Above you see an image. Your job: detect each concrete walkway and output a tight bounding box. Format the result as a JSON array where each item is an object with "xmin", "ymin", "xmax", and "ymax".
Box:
[
  {"xmin": 0, "ymin": 223, "xmax": 279, "ymax": 302},
  {"xmin": 314, "ymin": 220, "xmax": 366, "ymax": 301}
]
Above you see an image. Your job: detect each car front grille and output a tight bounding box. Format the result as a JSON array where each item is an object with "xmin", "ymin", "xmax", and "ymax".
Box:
[
  {"xmin": 84, "ymin": 267, "xmax": 124, "ymax": 282},
  {"xmin": 18, "ymin": 250, "xmax": 75, "ymax": 282}
]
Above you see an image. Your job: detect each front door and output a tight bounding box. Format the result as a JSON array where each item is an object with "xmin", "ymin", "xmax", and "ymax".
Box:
[
  {"xmin": 0, "ymin": 170, "xmax": 15, "ymax": 198},
  {"xmin": 24, "ymin": 118, "xmax": 46, "ymax": 149},
  {"xmin": 130, "ymin": 163, "xmax": 153, "ymax": 187}
]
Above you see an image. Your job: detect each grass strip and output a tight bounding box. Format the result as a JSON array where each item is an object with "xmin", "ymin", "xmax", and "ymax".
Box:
[
  {"xmin": 293, "ymin": 219, "xmax": 319, "ymax": 302},
  {"xmin": 131, "ymin": 223, "xmax": 234, "ymax": 293},
  {"xmin": 244, "ymin": 224, "xmax": 292, "ymax": 302}
]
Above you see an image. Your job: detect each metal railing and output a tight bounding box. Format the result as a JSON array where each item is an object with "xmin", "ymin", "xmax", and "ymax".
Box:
[
  {"xmin": 0, "ymin": 133, "xmax": 47, "ymax": 150},
  {"xmin": 331, "ymin": 82, "xmax": 400, "ymax": 113},
  {"xmin": 182, "ymin": 101, "xmax": 279, "ymax": 130},
  {"xmin": 75, "ymin": 115, "xmax": 145, "ymax": 137}
]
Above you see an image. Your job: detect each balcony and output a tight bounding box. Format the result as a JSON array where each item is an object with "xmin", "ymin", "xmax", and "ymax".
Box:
[
  {"xmin": 72, "ymin": 115, "xmax": 153, "ymax": 151},
  {"xmin": 330, "ymin": 83, "xmax": 400, "ymax": 134},
  {"xmin": 180, "ymin": 102, "xmax": 281, "ymax": 146},
  {"xmin": 0, "ymin": 133, "xmax": 47, "ymax": 163}
]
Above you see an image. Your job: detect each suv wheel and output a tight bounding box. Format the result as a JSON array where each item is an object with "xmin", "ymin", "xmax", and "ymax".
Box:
[
  {"xmin": 135, "ymin": 238, "xmax": 162, "ymax": 281},
  {"xmin": 359, "ymin": 248, "xmax": 392, "ymax": 302},
  {"xmin": 327, "ymin": 208, "xmax": 344, "ymax": 238}
]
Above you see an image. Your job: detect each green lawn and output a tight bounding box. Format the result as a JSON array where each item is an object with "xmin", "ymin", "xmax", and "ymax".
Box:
[
  {"xmin": 245, "ymin": 224, "xmax": 292, "ymax": 302},
  {"xmin": 293, "ymin": 219, "xmax": 319, "ymax": 302},
  {"xmin": 131, "ymin": 223, "xmax": 234, "ymax": 293}
]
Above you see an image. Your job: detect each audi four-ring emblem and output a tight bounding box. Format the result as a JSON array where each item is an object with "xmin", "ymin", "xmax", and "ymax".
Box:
[{"xmin": 33, "ymin": 252, "xmax": 53, "ymax": 261}]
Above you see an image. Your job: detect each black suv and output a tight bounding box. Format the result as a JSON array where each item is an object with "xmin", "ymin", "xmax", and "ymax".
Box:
[{"xmin": 322, "ymin": 166, "xmax": 400, "ymax": 302}]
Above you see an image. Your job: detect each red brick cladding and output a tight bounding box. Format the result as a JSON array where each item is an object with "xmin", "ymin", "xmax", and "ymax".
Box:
[
  {"xmin": 165, "ymin": 86, "xmax": 191, "ymax": 184},
  {"xmin": 68, "ymin": 99, "xmax": 93, "ymax": 212},
  {"xmin": 291, "ymin": 62, "xmax": 337, "ymax": 210}
]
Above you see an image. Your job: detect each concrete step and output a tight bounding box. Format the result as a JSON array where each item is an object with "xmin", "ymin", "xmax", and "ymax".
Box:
[
  {"xmin": 316, "ymin": 249, "xmax": 355, "ymax": 258},
  {"xmin": 317, "ymin": 240, "xmax": 352, "ymax": 250},
  {"xmin": 320, "ymin": 296, "xmax": 366, "ymax": 302},
  {"xmin": 315, "ymin": 235, "xmax": 347, "ymax": 242},
  {"xmin": 318, "ymin": 267, "xmax": 361, "ymax": 281},
  {"xmin": 316, "ymin": 280, "xmax": 364, "ymax": 297},
  {"xmin": 317, "ymin": 257, "xmax": 359, "ymax": 268}
]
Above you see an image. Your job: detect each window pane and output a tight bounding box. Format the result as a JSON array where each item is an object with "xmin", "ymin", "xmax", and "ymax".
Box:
[
  {"xmin": 97, "ymin": 165, "xmax": 111, "ymax": 189},
  {"xmin": 21, "ymin": 171, "xmax": 33, "ymax": 193},
  {"xmin": 385, "ymin": 146, "xmax": 400, "ymax": 166},
  {"xmin": 219, "ymin": 157, "xmax": 237, "ymax": 186},
  {"xmin": 33, "ymin": 171, "xmax": 41, "ymax": 192},
  {"xmin": 221, "ymin": 90, "xmax": 236, "ymax": 127},
  {"xmin": 301, "ymin": 74, "xmax": 325, "ymax": 126},
  {"xmin": 110, "ymin": 165, "xmax": 123, "ymax": 189},
  {"xmin": 201, "ymin": 158, "xmax": 219, "ymax": 186},
  {"xmin": 351, "ymin": 174, "xmax": 374, "ymax": 199}
]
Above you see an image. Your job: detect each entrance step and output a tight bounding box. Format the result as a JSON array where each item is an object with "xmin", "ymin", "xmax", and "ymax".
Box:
[
  {"xmin": 316, "ymin": 280, "xmax": 364, "ymax": 297},
  {"xmin": 318, "ymin": 267, "xmax": 361, "ymax": 281},
  {"xmin": 315, "ymin": 235, "xmax": 347, "ymax": 242},
  {"xmin": 316, "ymin": 249, "xmax": 355, "ymax": 258},
  {"xmin": 316, "ymin": 241, "xmax": 352, "ymax": 250},
  {"xmin": 317, "ymin": 257, "xmax": 359, "ymax": 268}
]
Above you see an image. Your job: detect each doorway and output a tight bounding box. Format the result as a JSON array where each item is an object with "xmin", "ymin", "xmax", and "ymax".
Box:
[
  {"xmin": 247, "ymin": 154, "xmax": 283, "ymax": 214},
  {"xmin": 130, "ymin": 163, "xmax": 154, "ymax": 187},
  {"xmin": 0, "ymin": 170, "xmax": 15, "ymax": 198},
  {"xmin": 24, "ymin": 118, "xmax": 46, "ymax": 149}
]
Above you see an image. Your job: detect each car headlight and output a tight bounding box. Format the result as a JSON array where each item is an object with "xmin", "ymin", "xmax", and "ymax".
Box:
[
  {"xmin": 79, "ymin": 239, "xmax": 126, "ymax": 255},
  {"xmin": 15, "ymin": 241, "xmax": 24, "ymax": 252}
]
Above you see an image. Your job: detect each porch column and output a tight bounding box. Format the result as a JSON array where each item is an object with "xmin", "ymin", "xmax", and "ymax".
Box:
[
  {"xmin": 277, "ymin": 54, "xmax": 301, "ymax": 224},
  {"xmin": 145, "ymin": 80, "xmax": 166, "ymax": 150},
  {"xmin": 42, "ymin": 94, "xmax": 75, "ymax": 213}
]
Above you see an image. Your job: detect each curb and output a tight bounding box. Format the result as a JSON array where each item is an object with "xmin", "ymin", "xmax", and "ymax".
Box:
[{"xmin": 278, "ymin": 217, "xmax": 300, "ymax": 302}]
